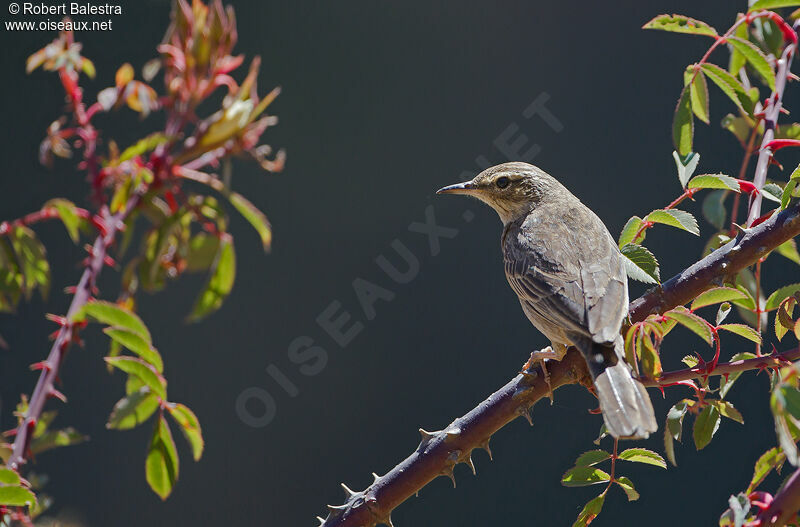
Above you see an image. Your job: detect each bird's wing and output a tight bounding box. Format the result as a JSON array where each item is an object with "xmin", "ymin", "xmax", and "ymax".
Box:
[{"xmin": 504, "ymin": 204, "xmax": 627, "ymax": 345}]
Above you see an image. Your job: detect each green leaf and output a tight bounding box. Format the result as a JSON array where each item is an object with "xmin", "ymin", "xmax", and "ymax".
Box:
[
  {"xmin": 103, "ymin": 327, "xmax": 163, "ymax": 373},
  {"xmin": 0, "ymin": 485, "xmax": 37, "ymax": 507},
  {"xmin": 728, "ymin": 22, "xmax": 750, "ymax": 74},
  {"xmin": 682, "ymin": 355, "xmax": 700, "ymax": 367},
  {"xmin": 186, "ymin": 233, "xmax": 220, "ymax": 272},
  {"xmin": 701, "ymin": 63, "xmax": 754, "ymax": 115},
  {"xmin": 643, "ymin": 14, "xmax": 718, "ymax": 37},
  {"xmin": 166, "ymin": 403, "xmax": 204, "ymax": 461},
  {"xmin": 618, "ymin": 216, "xmax": 645, "ymax": 247},
  {"xmin": 766, "ymin": 284, "xmax": 800, "ymax": 311},
  {"xmin": 188, "ymin": 236, "xmax": 236, "ymax": 321},
  {"xmin": 119, "ymin": 133, "xmax": 169, "ymax": 162},
  {"xmin": 693, "ymin": 403, "xmax": 721, "ymax": 450},
  {"xmin": 727, "ymin": 36, "xmax": 776, "ymax": 91},
  {"xmin": 717, "ymin": 323, "xmax": 762, "ymax": 344},
  {"xmin": 749, "ymin": 0, "xmax": 800, "ymax": 11},
  {"xmin": 702, "ymin": 190, "xmax": 728, "ymax": 230},
  {"xmin": 716, "ymin": 302, "xmax": 732, "ymax": 325},
  {"xmin": 762, "ymin": 183, "xmax": 783, "ymax": 205},
  {"xmin": 620, "ymin": 243, "xmax": 660, "ymax": 284},
  {"xmin": 80, "ymin": 300, "xmax": 151, "ymax": 342},
  {"xmin": 29, "ymin": 427, "xmax": 87, "ymax": 455},
  {"xmin": 107, "ymin": 387, "xmax": 160, "ymax": 430},
  {"xmin": 673, "ymin": 85, "xmax": 694, "ymax": 156},
  {"xmin": 688, "ymin": 174, "xmax": 740, "ymax": 191},
  {"xmin": 639, "ymin": 332, "xmax": 662, "ymax": 378},
  {"xmin": 146, "ymin": 415, "xmax": 179, "ymax": 500},
  {"xmin": 713, "ymin": 400, "xmax": 744, "ymax": 424},
  {"xmin": 572, "ymin": 494, "xmax": 605, "ymax": 527},
  {"xmin": 574, "ymin": 449, "xmax": 611, "ymax": 467},
  {"xmin": 615, "ymin": 476, "xmax": 640, "ymax": 502},
  {"xmin": 645, "ymin": 209, "xmax": 700, "ymax": 235},
  {"xmin": 561, "ymin": 466, "xmax": 611, "ymax": 487},
  {"xmin": 0, "ymin": 468, "xmax": 20, "ymax": 486},
  {"xmin": 10, "ymin": 226, "xmax": 50, "ymax": 301},
  {"xmin": 227, "ymin": 192, "xmax": 271, "ymax": 251},
  {"xmin": 776, "ymin": 239, "xmax": 800, "ymax": 265},
  {"xmin": 664, "ymin": 306, "xmax": 714, "ymax": 345},
  {"xmin": 105, "ymin": 356, "xmax": 167, "ymax": 400},
  {"xmin": 691, "ymin": 287, "xmax": 748, "ymax": 310},
  {"xmin": 781, "ymin": 179, "xmax": 800, "ymax": 209},
  {"xmin": 722, "ymin": 113, "xmax": 755, "ymax": 145},
  {"xmin": 684, "ymin": 67, "xmax": 710, "ymax": 124},
  {"xmin": 45, "ymin": 198, "xmax": 82, "ymax": 243},
  {"xmin": 673, "ymin": 151, "xmax": 701, "ymax": 189},
  {"xmin": 747, "ymin": 447, "xmax": 786, "ymax": 493},
  {"xmin": 720, "ymin": 352, "xmax": 758, "ymax": 398},
  {"xmin": 618, "ymin": 448, "xmax": 667, "ymax": 468}
]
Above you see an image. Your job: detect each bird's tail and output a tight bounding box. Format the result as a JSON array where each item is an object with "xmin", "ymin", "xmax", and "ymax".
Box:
[{"xmin": 582, "ymin": 338, "xmax": 657, "ymax": 440}]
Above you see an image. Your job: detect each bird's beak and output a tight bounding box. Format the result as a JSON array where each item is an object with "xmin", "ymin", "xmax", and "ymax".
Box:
[{"xmin": 436, "ymin": 181, "xmax": 477, "ymax": 195}]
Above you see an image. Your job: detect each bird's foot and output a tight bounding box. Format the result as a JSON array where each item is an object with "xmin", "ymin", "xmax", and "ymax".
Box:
[{"xmin": 522, "ymin": 345, "xmax": 567, "ymax": 405}]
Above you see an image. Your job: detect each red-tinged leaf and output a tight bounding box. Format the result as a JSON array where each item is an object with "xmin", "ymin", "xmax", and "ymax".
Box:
[
  {"xmin": 572, "ymin": 494, "xmax": 605, "ymax": 527},
  {"xmin": 717, "ymin": 323, "xmax": 762, "ymax": 344},
  {"xmin": 617, "ymin": 448, "xmax": 667, "ymax": 468},
  {"xmin": 615, "ymin": 476, "xmax": 640, "ymax": 502},
  {"xmin": 713, "ymin": 400, "xmax": 744, "ymax": 424},
  {"xmin": 116, "ymin": 63, "xmax": 134, "ymax": 87},
  {"xmin": 643, "ymin": 14, "xmax": 718, "ymax": 37},
  {"xmin": 0, "ymin": 485, "xmax": 37, "ymax": 507},
  {"xmin": 684, "ymin": 67, "xmax": 710, "ymax": 124},
  {"xmin": 103, "ymin": 327, "xmax": 163, "ymax": 373},
  {"xmin": 79, "ymin": 300, "xmax": 151, "ymax": 342},
  {"xmin": 765, "ymin": 139, "xmax": 800, "ymax": 152},
  {"xmin": 105, "ymin": 357, "xmax": 166, "ymax": 400},
  {"xmin": 693, "ymin": 404, "xmax": 721, "ymax": 450},
  {"xmin": 664, "ymin": 306, "xmax": 714, "ymax": 345},
  {"xmin": 747, "ymin": 447, "xmax": 785, "ymax": 493},
  {"xmin": 166, "ymin": 403, "xmax": 204, "ymax": 461},
  {"xmin": 727, "ymin": 36, "xmax": 776, "ymax": 91},
  {"xmin": 701, "ymin": 63, "xmax": 754, "ymax": 115},
  {"xmin": 146, "ymin": 415, "xmax": 179, "ymax": 500}
]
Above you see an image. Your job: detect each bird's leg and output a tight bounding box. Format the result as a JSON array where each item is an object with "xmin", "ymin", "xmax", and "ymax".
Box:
[{"xmin": 522, "ymin": 343, "xmax": 567, "ymax": 404}]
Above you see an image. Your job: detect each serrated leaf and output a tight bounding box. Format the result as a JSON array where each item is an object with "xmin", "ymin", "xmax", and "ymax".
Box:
[
  {"xmin": 228, "ymin": 192, "xmax": 271, "ymax": 251},
  {"xmin": 146, "ymin": 415, "xmax": 179, "ymax": 500},
  {"xmin": 693, "ymin": 404, "xmax": 721, "ymax": 450},
  {"xmin": 782, "ymin": 179, "xmax": 799, "ymax": 209},
  {"xmin": 561, "ymin": 466, "xmax": 611, "ymax": 487},
  {"xmin": 45, "ymin": 199, "xmax": 82, "ymax": 243},
  {"xmin": 574, "ymin": 449, "xmax": 611, "ymax": 467},
  {"xmin": 105, "ymin": 357, "xmax": 166, "ymax": 400},
  {"xmin": 119, "ymin": 133, "xmax": 169, "ymax": 163},
  {"xmin": 80, "ymin": 300, "xmax": 151, "ymax": 342},
  {"xmin": 618, "ymin": 216, "xmax": 645, "ymax": 247},
  {"xmin": 166, "ymin": 403, "xmax": 204, "ymax": 461},
  {"xmin": 572, "ymin": 494, "xmax": 605, "ymax": 527},
  {"xmin": 702, "ymin": 190, "xmax": 728, "ymax": 230},
  {"xmin": 763, "ymin": 182, "xmax": 784, "ymax": 204},
  {"xmin": 107, "ymin": 387, "xmax": 160, "ymax": 430},
  {"xmin": 684, "ymin": 67, "xmax": 710, "ymax": 124},
  {"xmin": 749, "ymin": 0, "xmax": 800, "ymax": 11},
  {"xmin": 0, "ymin": 468, "xmax": 20, "ymax": 486},
  {"xmin": 766, "ymin": 284, "xmax": 800, "ymax": 311},
  {"xmin": 103, "ymin": 327, "xmax": 163, "ymax": 373},
  {"xmin": 776, "ymin": 239, "xmax": 800, "ymax": 265},
  {"xmin": 717, "ymin": 323, "xmax": 762, "ymax": 344},
  {"xmin": 665, "ymin": 306, "xmax": 714, "ymax": 345},
  {"xmin": 720, "ymin": 352, "xmax": 758, "ymax": 398},
  {"xmin": 714, "ymin": 400, "xmax": 744, "ymax": 424},
  {"xmin": 621, "ymin": 243, "xmax": 660, "ymax": 284},
  {"xmin": 682, "ymin": 355, "xmax": 700, "ymax": 367},
  {"xmin": 701, "ymin": 63, "xmax": 754, "ymax": 115},
  {"xmin": 188, "ymin": 236, "xmax": 236, "ymax": 321},
  {"xmin": 10, "ymin": 226, "xmax": 50, "ymax": 301},
  {"xmin": 645, "ymin": 209, "xmax": 700, "ymax": 235},
  {"xmin": 615, "ymin": 476, "xmax": 640, "ymax": 502},
  {"xmin": 29, "ymin": 427, "xmax": 87, "ymax": 455},
  {"xmin": 0, "ymin": 485, "xmax": 37, "ymax": 507},
  {"xmin": 728, "ymin": 36, "xmax": 776, "ymax": 91},
  {"xmin": 747, "ymin": 447, "xmax": 786, "ymax": 493},
  {"xmin": 688, "ymin": 174, "xmax": 740, "ymax": 191},
  {"xmin": 618, "ymin": 448, "xmax": 667, "ymax": 468},
  {"xmin": 643, "ymin": 14, "xmax": 718, "ymax": 37},
  {"xmin": 691, "ymin": 287, "xmax": 748, "ymax": 310},
  {"xmin": 673, "ymin": 151, "xmax": 701, "ymax": 188},
  {"xmin": 673, "ymin": 85, "xmax": 694, "ymax": 156}
]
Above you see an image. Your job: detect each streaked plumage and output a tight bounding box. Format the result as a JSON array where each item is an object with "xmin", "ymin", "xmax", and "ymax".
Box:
[{"xmin": 438, "ymin": 162, "xmax": 657, "ymax": 439}]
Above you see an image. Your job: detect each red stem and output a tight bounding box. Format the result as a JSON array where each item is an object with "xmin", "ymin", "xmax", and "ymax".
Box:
[{"xmin": 0, "ymin": 206, "xmax": 90, "ymax": 237}]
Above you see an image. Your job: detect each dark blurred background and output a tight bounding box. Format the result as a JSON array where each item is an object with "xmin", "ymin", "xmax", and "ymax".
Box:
[{"xmin": 1, "ymin": 1, "xmax": 799, "ymax": 525}]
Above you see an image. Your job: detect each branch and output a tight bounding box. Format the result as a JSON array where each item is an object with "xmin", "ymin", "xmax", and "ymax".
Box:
[
  {"xmin": 317, "ymin": 200, "xmax": 800, "ymax": 527},
  {"xmin": 759, "ymin": 464, "xmax": 800, "ymax": 526},
  {"xmin": 6, "ymin": 198, "xmax": 137, "ymax": 470}
]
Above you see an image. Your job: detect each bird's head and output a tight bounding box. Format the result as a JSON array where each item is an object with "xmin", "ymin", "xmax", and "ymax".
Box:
[{"xmin": 437, "ymin": 162, "xmax": 561, "ymax": 224}]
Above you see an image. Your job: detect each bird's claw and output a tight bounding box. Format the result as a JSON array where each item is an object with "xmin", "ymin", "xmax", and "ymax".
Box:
[{"xmin": 522, "ymin": 345, "xmax": 565, "ymax": 404}]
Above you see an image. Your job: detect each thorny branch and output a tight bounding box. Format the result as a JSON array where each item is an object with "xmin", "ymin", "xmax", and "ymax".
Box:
[{"xmin": 318, "ymin": 200, "xmax": 800, "ymax": 527}]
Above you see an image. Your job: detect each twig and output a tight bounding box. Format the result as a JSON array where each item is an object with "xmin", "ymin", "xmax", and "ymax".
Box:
[{"xmin": 317, "ymin": 200, "xmax": 800, "ymax": 527}]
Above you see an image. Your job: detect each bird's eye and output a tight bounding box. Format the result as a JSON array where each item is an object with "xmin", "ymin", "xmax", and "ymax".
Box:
[{"xmin": 495, "ymin": 176, "xmax": 510, "ymax": 189}]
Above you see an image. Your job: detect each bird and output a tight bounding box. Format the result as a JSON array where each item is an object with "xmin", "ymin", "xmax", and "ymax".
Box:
[{"xmin": 437, "ymin": 162, "xmax": 657, "ymax": 439}]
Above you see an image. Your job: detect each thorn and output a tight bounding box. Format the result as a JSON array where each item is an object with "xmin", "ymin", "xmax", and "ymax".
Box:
[
  {"xmin": 444, "ymin": 426, "xmax": 461, "ymax": 441},
  {"xmin": 732, "ymin": 223, "xmax": 748, "ymax": 243},
  {"xmin": 379, "ymin": 514, "xmax": 395, "ymax": 527},
  {"xmin": 45, "ymin": 314, "xmax": 68, "ymax": 327},
  {"xmin": 463, "ymin": 453, "xmax": 476, "ymax": 475},
  {"xmin": 371, "ymin": 472, "xmax": 381, "ymax": 484},
  {"xmin": 441, "ymin": 466, "xmax": 456, "ymax": 488},
  {"xmin": 103, "ymin": 255, "xmax": 118, "ymax": 268},
  {"xmin": 517, "ymin": 405, "xmax": 534, "ymax": 426},
  {"xmin": 64, "ymin": 285, "xmax": 77, "ymax": 294},
  {"xmin": 417, "ymin": 428, "xmax": 438, "ymax": 450},
  {"xmin": 789, "ymin": 72, "xmax": 800, "ymax": 82},
  {"xmin": 29, "ymin": 361, "xmax": 51, "ymax": 372},
  {"xmin": 316, "ymin": 516, "xmax": 325, "ymax": 526},
  {"xmin": 48, "ymin": 389, "xmax": 67, "ymax": 403},
  {"xmin": 340, "ymin": 483, "xmax": 357, "ymax": 499},
  {"xmin": 326, "ymin": 504, "xmax": 348, "ymax": 519},
  {"xmin": 479, "ymin": 438, "xmax": 493, "ymax": 460}
]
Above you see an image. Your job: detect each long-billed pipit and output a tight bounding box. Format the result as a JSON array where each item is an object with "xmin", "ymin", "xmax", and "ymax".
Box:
[{"xmin": 438, "ymin": 162, "xmax": 657, "ymax": 439}]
